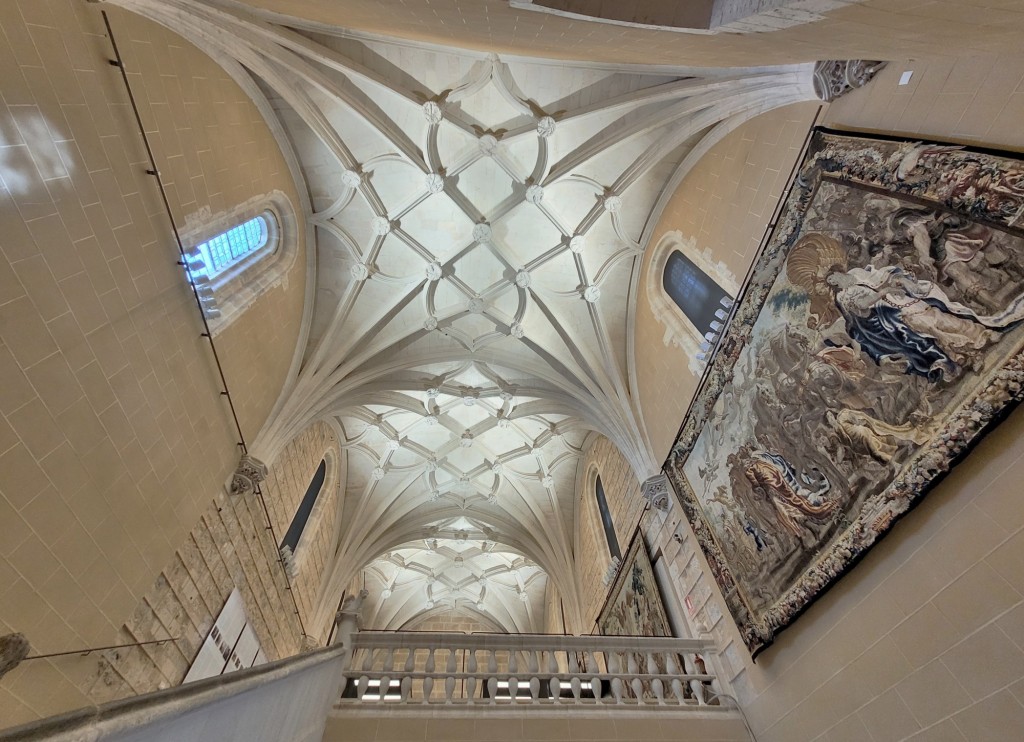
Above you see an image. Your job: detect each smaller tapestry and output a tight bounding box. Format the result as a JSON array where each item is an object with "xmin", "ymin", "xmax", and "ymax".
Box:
[{"xmin": 598, "ymin": 531, "xmax": 671, "ymax": 637}]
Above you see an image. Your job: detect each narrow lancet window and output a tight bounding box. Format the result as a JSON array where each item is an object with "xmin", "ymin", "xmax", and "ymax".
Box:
[
  {"xmin": 596, "ymin": 475, "xmax": 621, "ymax": 560},
  {"xmin": 281, "ymin": 459, "xmax": 327, "ymax": 554}
]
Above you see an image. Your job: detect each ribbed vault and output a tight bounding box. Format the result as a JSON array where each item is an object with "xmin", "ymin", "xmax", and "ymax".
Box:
[
  {"xmin": 359, "ymin": 517, "xmax": 547, "ymax": 633},
  {"xmin": 109, "ymin": 0, "xmax": 829, "ymax": 634}
]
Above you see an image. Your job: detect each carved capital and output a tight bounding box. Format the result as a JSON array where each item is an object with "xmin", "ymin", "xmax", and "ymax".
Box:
[
  {"xmin": 641, "ymin": 474, "xmax": 672, "ymax": 511},
  {"xmin": 229, "ymin": 454, "xmax": 268, "ymax": 496},
  {"xmin": 813, "ymin": 60, "xmax": 886, "ymax": 102},
  {"xmin": 0, "ymin": 633, "xmax": 30, "ymax": 679}
]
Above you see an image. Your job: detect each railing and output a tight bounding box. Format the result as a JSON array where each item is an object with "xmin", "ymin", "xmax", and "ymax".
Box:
[{"xmin": 336, "ymin": 632, "xmax": 721, "ymax": 709}]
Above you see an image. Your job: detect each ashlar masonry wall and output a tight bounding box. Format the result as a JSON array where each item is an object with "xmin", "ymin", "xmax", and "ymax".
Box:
[
  {"xmin": 575, "ymin": 437, "xmax": 647, "ymax": 629},
  {"xmin": 260, "ymin": 420, "xmax": 344, "ymax": 641},
  {"xmin": 0, "ymin": 1, "xmax": 307, "ymax": 725}
]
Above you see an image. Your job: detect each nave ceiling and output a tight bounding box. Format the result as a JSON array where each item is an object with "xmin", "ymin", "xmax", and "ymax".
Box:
[{"xmin": 110, "ymin": 0, "xmax": 831, "ymax": 632}]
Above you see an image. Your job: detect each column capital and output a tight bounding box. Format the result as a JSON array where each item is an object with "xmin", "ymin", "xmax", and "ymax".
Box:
[
  {"xmin": 813, "ymin": 60, "xmax": 886, "ymax": 102},
  {"xmin": 641, "ymin": 473, "xmax": 672, "ymax": 511},
  {"xmin": 0, "ymin": 633, "xmax": 29, "ymax": 680},
  {"xmin": 229, "ymin": 454, "xmax": 268, "ymax": 496}
]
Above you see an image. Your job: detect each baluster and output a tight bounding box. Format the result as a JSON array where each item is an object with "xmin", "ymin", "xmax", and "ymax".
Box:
[
  {"xmin": 547, "ymin": 650, "xmax": 560, "ymax": 703},
  {"xmin": 587, "ymin": 650, "xmax": 602, "ymax": 704},
  {"xmin": 466, "ymin": 649, "xmax": 478, "ymax": 702},
  {"xmin": 487, "ymin": 650, "xmax": 498, "ymax": 704},
  {"xmin": 528, "ymin": 650, "xmax": 540, "ymax": 704},
  {"xmin": 361, "ymin": 648, "xmax": 375, "ymax": 673},
  {"xmin": 666, "ymin": 652, "xmax": 686, "ymax": 705},
  {"xmin": 402, "ymin": 649, "xmax": 415, "ymax": 702},
  {"xmin": 684, "ymin": 652, "xmax": 707, "ymax": 705},
  {"xmin": 648, "ymin": 652, "xmax": 664, "ymax": 705},
  {"xmin": 445, "ymin": 649, "xmax": 457, "ymax": 704},
  {"xmin": 356, "ymin": 674, "xmax": 369, "ymax": 701},
  {"xmin": 423, "ymin": 648, "xmax": 435, "ymax": 703},
  {"xmin": 379, "ymin": 647, "xmax": 393, "ymax": 704},
  {"xmin": 508, "ymin": 650, "xmax": 519, "ymax": 702},
  {"xmin": 628, "ymin": 652, "xmax": 643, "ymax": 702},
  {"xmin": 567, "ymin": 650, "xmax": 580, "ymax": 703},
  {"xmin": 609, "ymin": 652, "xmax": 624, "ymax": 705}
]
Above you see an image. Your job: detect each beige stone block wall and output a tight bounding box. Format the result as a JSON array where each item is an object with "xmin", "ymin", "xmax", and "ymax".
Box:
[
  {"xmin": 634, "ymin": 53, "xmax": 1024, "ymax": 741},
  {"xmin": 0, "ymin": 1, "xmax": 306, "ymax": 726},
  {"xmin": 112, "ymin": 8, "xmax": 307, "ymax": 442},
  {"xmin": 576, "ymin": 437, "xmax": 646, "ymax": 630},
  {"xmin": 86, "ymin": 487, "xmax": 303, "ymax": 706},
  {"xmin": 260, "ymin": 420, "xmax": 344, "ymax": 639},
  {"xmin": 634, "ymin": 100, "xmax": 821, "ymax": 462},
  {"xmin": 406, "ymin": 610, "xmax": 498, "ymax": 634},
  {"xmin": 82, "ymin": 421, "xmax": 342, "ymax": 707}
]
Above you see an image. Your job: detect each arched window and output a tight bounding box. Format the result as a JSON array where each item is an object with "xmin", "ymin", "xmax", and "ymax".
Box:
[
  {"xmin": 595, "ymin": 475, "xmax": 620, "ymax": 560},
  {"xmin": 195, "ymin": 215, "xmax": 271, "ymax": 279},
  {"xmin": 181, "ymin": 191, "xmax": 300, "ymax": 335},
  {"xmin": 281, "ymin": 459, "xmax": 327, "ymax": 554},
  {"xmin": 663, "ymin": 250, "xmax": 731, "ymax": 337},
  {"xmin": 645, "ymin": 231, "xmax": 738, "ymax": 374}
]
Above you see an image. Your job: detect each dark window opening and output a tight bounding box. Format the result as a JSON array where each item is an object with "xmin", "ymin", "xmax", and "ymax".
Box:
[
  {"xmin": 280, "ymin": 459, "xmax": 327, "ymax": 552},
  {"xmin": 662, "ymin": 250, "xmax": 731, "ymax": 338},
  {"xmin": 595, "ymin": 475, "xmax": 620, "ymax": 560}
]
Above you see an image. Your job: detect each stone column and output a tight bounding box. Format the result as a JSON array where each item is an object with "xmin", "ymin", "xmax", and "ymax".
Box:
[
  {"xmin": 332, "ymin": 589, "xmax": 369, "ymax": 698},
  {"xmin": 331, "ymin": 589, "xmax": 369, "ymax": 650}
]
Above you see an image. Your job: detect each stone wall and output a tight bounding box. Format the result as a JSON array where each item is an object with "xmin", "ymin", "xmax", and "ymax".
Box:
[
  {"xmin": 406, "ymin": 610, "xmax": 499, "ymax": 634},
  {"xmin": 324, "ymin": 709, "xmax": 747, "ymax": 742},
  {"xmin": 111, "ymin": 6, "xmax": 307, "ymax": 445},
  {"xmin": 0, "ymin": 2, "xmax": 306, "ymax": 725},
  {"xmin": 246, "ymin": 0, "xmax": 1024, "ymax": 69},
  {"xmin": 88, "ymin": 487, "xmax": 303, "ymax": 705},
  {"xmin": 575, "ymin": 437, "xmax": 647, "ymax": 629},
  {"xmin": 260, "ymin": 420, "xmax": 343, "ymax": 641},
  {"xmin": 634, "ymin": 100, "xmax": 821, "ymax": 462},
  {"xmin": 86, "ymin": 419, "xmax": 343, "ymax": 704}
]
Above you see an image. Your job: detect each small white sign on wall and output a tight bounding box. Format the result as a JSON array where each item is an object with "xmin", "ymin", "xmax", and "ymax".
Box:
[{"xmin": 183, "ymin": 588, "xmax": 267, "ymax": 683}]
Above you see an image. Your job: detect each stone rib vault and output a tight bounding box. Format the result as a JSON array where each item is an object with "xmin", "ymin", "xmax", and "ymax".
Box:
[{"xmin": 109, "ymin": 0, "xmax": 836, "ymax": 633}]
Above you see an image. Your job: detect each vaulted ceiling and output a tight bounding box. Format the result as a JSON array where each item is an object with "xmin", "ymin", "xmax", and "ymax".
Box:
[{"xmin": 112, "ymin": 0, "xmax": 826, "ymax": 633}]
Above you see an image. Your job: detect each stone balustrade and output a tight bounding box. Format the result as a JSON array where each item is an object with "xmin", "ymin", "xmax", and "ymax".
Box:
[{"xmin": 336, "ymin": 631, "xmax": 722, "ymax": 709}]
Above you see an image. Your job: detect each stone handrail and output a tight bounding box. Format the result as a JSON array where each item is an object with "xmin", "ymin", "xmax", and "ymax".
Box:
[{"xmin": 337, "ymin": 631, "xmax": 720, "ymax": 708}]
